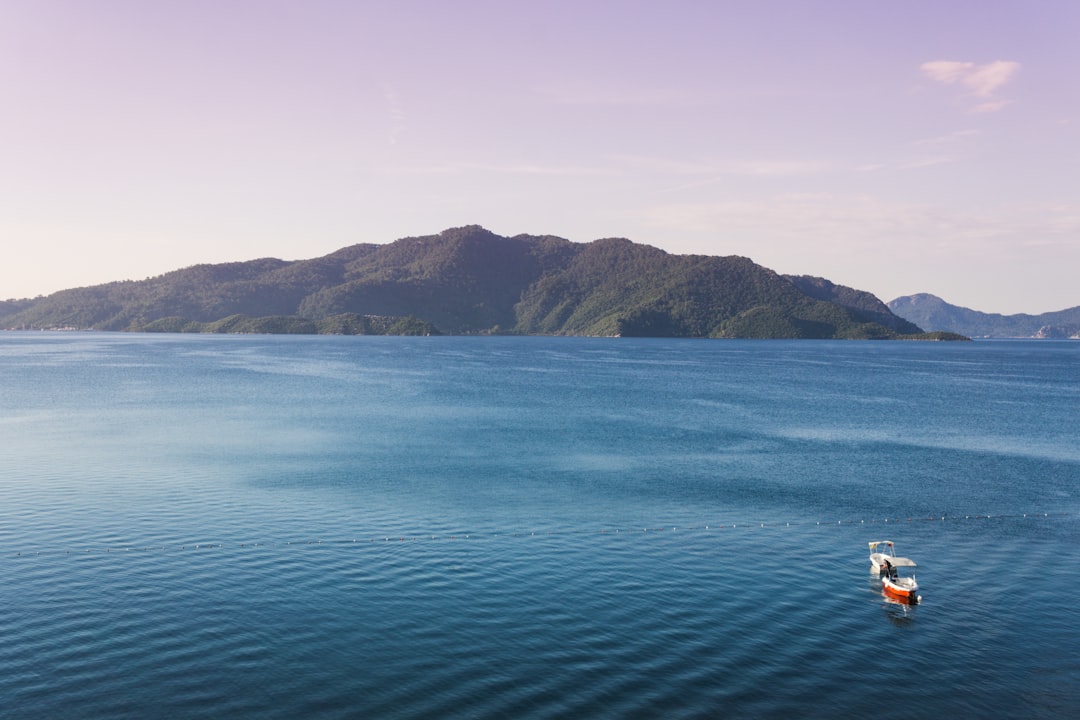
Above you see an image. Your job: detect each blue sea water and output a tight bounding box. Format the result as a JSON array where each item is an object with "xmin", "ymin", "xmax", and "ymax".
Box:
[{"xmin": 0, "ymin": 333, "xmax": 1077, "ymax": 719}]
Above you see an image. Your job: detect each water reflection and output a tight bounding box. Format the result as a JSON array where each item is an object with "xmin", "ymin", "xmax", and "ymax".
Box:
[
  {"xmin": 880, "ymin": 594, "xmax": 919, "ymax": 626},
  {"xmin": 867, "ymin": 575, "xmax": 920, "ymax": 626}
]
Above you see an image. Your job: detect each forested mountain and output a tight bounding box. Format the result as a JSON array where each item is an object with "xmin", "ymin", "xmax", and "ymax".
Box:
[
  {"xmin": 888, "ymin": 294, "xmax": 1080, "ymax": 338},
  {"xmin": 2, "ymin": 226, "xmax": 955, "ymax": 339},
  {"xmin": 785, "ymin": 275, "xmax": 922, "ymax": 335}
]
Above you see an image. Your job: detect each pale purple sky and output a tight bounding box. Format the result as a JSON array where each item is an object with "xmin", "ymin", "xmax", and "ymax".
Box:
[{"xmin": 3, "ymin": 0, "xmax": 1078, "ymax": 313}]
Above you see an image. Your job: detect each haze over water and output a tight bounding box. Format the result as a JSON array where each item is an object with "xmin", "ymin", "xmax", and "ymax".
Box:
[{"xmin": 1, "ymin": 334, "xmax": 1077, "ymax": 718}]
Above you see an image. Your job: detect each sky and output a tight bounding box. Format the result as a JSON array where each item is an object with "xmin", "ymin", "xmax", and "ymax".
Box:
[{"xmin": 2, "ymin": 0, "xmax": 1078, "ymax": 314}]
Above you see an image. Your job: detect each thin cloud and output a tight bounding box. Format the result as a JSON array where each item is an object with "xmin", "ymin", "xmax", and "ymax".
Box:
[
  {"xmin": 462, "ymin": 162, "xmax": 611, "ymax": 176},
  {"xmin": 532, "ymin": 80, "xmax": 694, "ymax": 107},
  {"xmin": 636, "ymin": 194, "xmax": 1080, "ymax": 258},
  {"xmin": 912, "ymin": 129, "xmax": 981, "ymax": 146},
  {"xmin": 855, "ymin": 157, "xmax": 954, "ymax": 173},
  {"xmin": 921, "ymin": 60, "xmax": 1020, "ymax": 112},
  {"xmin": 654, "ymin": 159, "xmax": 829, "ymax": 193},
  {"xmin": 390, "ymin": 161, "xmax": 611, "ymax": 177},
  {"xmin": 376, "ymin": 81, "xmax": 408, "ymax": 146},
  {"xmin": 973, "ymin": 99, "xmax": 1012, "ymax": 114},
  {"xmin": 849, "ymin": 130, "xmax": 981, "ymax": 174},
  {"xmin": 898, "ymin": 156, "xmax": 955, "ymax": 170}
]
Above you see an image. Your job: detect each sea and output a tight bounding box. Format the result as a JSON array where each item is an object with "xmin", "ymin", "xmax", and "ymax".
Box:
[{"xmin": 1, "ymin": 333, "xmax": 1077, "ymax": 719}]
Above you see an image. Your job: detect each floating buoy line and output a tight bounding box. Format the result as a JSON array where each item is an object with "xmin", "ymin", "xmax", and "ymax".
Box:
[{"xmin": 4, "ymin": 511, "xmax": 1068, "ymax": 559}]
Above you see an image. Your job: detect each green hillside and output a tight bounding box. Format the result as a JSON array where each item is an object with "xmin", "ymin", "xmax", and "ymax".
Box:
[{"xmin": 1, "ymin": 226, "xmax": 953, "ymax": 339}]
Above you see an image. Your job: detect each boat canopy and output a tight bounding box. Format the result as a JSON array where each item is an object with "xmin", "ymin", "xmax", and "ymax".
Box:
[
  {"xmin": 882, "ymin": 557, "xmax": 917, "ymax": 568},
  {"xmin": 868, "ymin": 540, "xmax": 894, "ymax": 550}
]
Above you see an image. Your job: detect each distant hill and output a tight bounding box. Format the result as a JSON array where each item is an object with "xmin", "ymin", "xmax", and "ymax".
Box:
[
  {"xmin": 1, "ymin": 225, "xmax": 957, "ymax": 339},
  {"xmin": 888, "ymin": 294, "xmax": 1080, "ymax": 339}
]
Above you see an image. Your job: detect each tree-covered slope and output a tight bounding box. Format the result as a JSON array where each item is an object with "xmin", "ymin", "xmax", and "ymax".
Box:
[
  {"xmin": 1, "ymin": 225, "xmax": 937, "ymax": 339},
  {"xmin": 786, "ymin": 275, "xmax": 922, "ymax": 335},
  {"xmin": 298, "ymin": 226, "xmax": 576, "ymax": 333},
  {"xmin": 514, "ymin": 242, "xmax": 921, "ymax": 339}
]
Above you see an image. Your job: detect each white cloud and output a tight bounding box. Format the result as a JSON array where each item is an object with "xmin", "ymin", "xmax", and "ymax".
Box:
[
  {"xmin": 963, "ymin": 61, "xmax": 1021, "ymax": 97},
  {"xmin": 921, "ymin": 60, "xmax": 1020, "ymax": 112},
  {"xmin": 922, "ymin": 61, "xmax": 973, "ymax": 85}
]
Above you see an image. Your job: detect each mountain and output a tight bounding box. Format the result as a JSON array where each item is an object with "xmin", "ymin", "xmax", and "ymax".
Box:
[
  {"xmin": 888, "ymin": 294, "xmax": 1080, "ymax": 339},
  {"xmin": 784, "ymin": 275, "xmax": 922, "ymax": 335},
  {"xmin": 1, "ymin": 225, "xmax": 957, "ymax": 339}
]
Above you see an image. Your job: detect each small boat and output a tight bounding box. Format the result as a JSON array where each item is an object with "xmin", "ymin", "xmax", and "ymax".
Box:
[{"xmin": 868, "ymin": 540, "xmax": 921, "ymax": 604}]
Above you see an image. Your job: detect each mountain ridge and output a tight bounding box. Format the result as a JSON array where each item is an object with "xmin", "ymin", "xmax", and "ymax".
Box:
[
  {"xmin": 2, "ymin": 226, "xmax": 959, "ymax": 340},
  {"xmin": 888, "ymin": 293, "xmax": 1080, "ymax": 338}
]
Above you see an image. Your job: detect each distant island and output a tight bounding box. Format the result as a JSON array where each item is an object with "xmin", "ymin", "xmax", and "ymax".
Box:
[
  {"xmin": 889, "ymin": 294, "xmax": 1080, "ymax": 339},
  {"xmin": 1, "ymin": 225, "xmax": 965, "ymax": 340}
]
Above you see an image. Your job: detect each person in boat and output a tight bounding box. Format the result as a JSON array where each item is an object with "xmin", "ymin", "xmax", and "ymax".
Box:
[{"xmin": 884, "ymin": 559, "xmax": 897, "ymax": 580}]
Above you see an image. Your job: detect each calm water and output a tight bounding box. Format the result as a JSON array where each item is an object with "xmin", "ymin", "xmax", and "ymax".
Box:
[{"xmin": 1, "ymin": 333, "xmax": 1077, "ymax": 719}]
